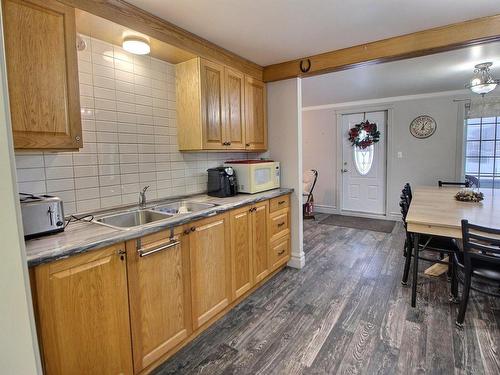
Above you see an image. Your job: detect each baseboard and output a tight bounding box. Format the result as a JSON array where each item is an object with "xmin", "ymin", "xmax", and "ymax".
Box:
[
  {"xmin": 314, "ymin": 204, "xmax": 337, "ymax": 214},
  {"xmin": 388, "ymin": 211, "xmax": 402, "ymax": 220},
  {"xmin": 287, "ymin": 253, "xmax": 305, "ymax": 269},
  {"xmin": 330, "ymin": 210, "xmax": 397, "ymax": 221}
]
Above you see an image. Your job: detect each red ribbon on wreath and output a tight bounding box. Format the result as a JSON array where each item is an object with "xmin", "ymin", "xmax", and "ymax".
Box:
[{"xmin": 348, "ymin": 120, "xmax": 380, "ymax": 149}]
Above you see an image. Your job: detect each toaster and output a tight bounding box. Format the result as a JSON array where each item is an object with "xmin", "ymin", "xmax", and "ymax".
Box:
[{"xmin": 20, "ymin": 194, "xmax": 65, "ymax": 239}]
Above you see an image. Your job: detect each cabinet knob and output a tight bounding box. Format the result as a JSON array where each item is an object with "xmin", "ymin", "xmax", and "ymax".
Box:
[
  {"xmin": 75, "ymin": 135, "xmax": 81, "ymax": 142},
  {"xmin": 190, "ymin": 226, "xmax": 196, "ymax": 232},
  {"xmin": 245, "ymin": 143, "xmax": 250, "ymax": 147},
  {"xmin": 117, "ymin": 249, "xmax": 126, "ymax": 261}
]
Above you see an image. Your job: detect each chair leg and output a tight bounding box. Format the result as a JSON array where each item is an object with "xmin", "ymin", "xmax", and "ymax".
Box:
[
  {"xmin": 411, "ymin": 233, "xmax": 420, "ymax": 307},
  {"xmin": 456, "ymin": 271, "xmax": 472, "ymax": 328},
  {"xmin": 401, "ymin": 237, "xmax": 413, "ymax": 285},
  {"xmin": 450, "ymin": 260, "xmax": 459, "ymax": 303}
]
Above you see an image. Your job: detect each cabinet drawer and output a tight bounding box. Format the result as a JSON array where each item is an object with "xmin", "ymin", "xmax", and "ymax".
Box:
[
  {"xmin": 270, "ymin": 235, "xmax": 290, "ymax": 270},
  {"xmin": 270, "ymin": 195, "xmax": 289, "ymax": 213},
  {"xmin": 269, "ymin": 209, "xmax": 289, "ymax": 242}
]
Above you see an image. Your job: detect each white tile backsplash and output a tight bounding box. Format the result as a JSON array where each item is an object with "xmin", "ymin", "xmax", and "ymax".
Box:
[{"xmin": 14, "ymin": 35, "xmax": 259, "ymax": 215}]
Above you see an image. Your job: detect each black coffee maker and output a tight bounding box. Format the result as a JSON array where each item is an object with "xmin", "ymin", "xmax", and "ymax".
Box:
[{"xmin": 207, "ymin": 167, "xmax": 237, "ymax": 197}]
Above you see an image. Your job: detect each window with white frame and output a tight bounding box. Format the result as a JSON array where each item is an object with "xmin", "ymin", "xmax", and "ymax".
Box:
[{"xmin": 464, "ymin": 116, "xmax": 500, "ymax": 188}]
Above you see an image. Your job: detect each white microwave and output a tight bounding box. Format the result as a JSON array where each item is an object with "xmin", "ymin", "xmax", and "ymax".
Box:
[{"xmin": 224, "ymin": 160, "xmax": 280, "ymax": 194}]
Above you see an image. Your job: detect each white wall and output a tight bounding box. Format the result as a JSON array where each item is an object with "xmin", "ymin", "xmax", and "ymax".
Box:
[
  {"xmin": 15, "ymin": 35, "xmax": 257, "ymax": 215},
  {"xmin": 0, "ymin": 10, "xmax": 42, "ymax": 373},
  {"xmin": 302, "ymin": 109, "xmax": 337, "ymax": 212},
  {"xmin": 267, "ymin": 78, "xmax": 304, "ymax": 268},
  {"xmin": 302, "ymin": 92, "xmax": 465, "ymax": 217}
]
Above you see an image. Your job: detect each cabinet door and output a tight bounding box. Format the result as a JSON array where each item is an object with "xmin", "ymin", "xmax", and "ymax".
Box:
[
  {"xmin": 126, "ymin": 228, "xmax": 191, "ymax": 373},
  {"xmin": 190, "ymin": 213, "xmax": 231, "ymax": 329},
  {"xmin": 200, "ymin": 59, "xmax": 225, "ymax": 150},
  {"xmin": 3, "ymin": 0, "xmax": 82, "ymax": 150},
  {"xmin": 252, "ymin": 200, "xmax": 270, "ymax": 282},
  {"xmin": 230, "ymin": 206, "xmax": 253, "ymax": 299},
  {"xmin": 33, "ymin": 243, "xmax": 133, "ymax": 375},
  {"xmin": 245, "ymin": 76, "xmax": 267, "ymax": 151},
  {"xmin": 224, "ymin": 67, "xmax": 246, "ymax": 149}
]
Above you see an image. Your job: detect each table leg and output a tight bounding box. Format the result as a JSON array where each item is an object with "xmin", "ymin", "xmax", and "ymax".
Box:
[{"xmin": 411, "ymin": 233, "xmax": 419, "ymax": 307}]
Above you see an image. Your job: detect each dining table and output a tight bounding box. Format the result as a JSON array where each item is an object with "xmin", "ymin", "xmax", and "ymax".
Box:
[{"xmin": 405, "ymin": 186, "xmax": 500, "ymax": 307}]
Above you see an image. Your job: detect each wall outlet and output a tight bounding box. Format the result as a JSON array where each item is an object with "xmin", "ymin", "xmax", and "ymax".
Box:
[{"xmin": 397, "ymin": 152, "xmax": 403, "ymax": 159}]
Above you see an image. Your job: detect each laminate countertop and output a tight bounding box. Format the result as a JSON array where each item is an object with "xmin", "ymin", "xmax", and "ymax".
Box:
[{"xmin": 25, "ymin": 188, "xmax": 293, "ymax": 267}]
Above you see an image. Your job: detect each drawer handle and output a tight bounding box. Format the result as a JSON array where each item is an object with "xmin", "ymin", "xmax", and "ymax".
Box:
[
  {"xmin": 138, "ymin": 240, "xmax": 180, "ymax": 257},
  {"xmin": 278, "ymin": 200, "xmax": 286, "ymax": 205},
  {"xmin": 277, "ymin": 249, "xmax": 285, "ymax": 256},
  {"xmin": 277, "ymin": 222, "xmax": 285, "ymax": 227}
]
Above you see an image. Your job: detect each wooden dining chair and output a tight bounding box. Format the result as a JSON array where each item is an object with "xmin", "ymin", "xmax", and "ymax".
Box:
[
  {"xmin": 399, "ymin": 184, "xmax": 455, "ymax": 288},
  {"xmin": 465, "ymin": 175, "xmax": 480, "ymax": 188},
  {"xmin": 438, "ymin": 180, "xmax": 470, "ymax": 188},
  {"xmin": 400, "ymin": 183, "xmax": 412, "ymax": 258},
  {"xmin": 450, "ymin": 220, "xmax": 500, "ymax": 327}
]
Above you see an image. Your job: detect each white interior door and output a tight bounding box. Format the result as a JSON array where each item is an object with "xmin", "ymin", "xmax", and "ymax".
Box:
[{"xmin": 341, "ymin": 111, "xmax": 386, "ymax": 215}]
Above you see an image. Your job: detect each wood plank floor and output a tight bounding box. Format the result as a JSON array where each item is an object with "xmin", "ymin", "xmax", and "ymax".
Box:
[{"xmin": 153, "ymin": 214, "xmax": 500, "ymax": 375}]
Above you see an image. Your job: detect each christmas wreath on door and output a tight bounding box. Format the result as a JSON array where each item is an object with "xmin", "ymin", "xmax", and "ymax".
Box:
[{"xmin": 348, "ymin": 120, "xmax": 380, "ymax": 149}]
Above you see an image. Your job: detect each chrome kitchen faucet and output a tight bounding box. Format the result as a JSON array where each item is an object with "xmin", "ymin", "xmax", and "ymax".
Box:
[{"xmin": 139, "ymin": 185, "xmax": 150, "ymax": 209}]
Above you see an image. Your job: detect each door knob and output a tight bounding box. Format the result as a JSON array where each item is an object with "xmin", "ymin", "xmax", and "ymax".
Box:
[{"xmin": 341, "ymin": 169, "xmax": 348, "ymax": 173}]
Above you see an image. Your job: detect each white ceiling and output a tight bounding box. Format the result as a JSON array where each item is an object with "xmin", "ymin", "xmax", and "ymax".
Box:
[
  {"xmin": 126, "ymin": 0, "xmax": 500, "ymax": 65},
  {"xmin": 301, "ymin": 41, "xmax": 500, "ymax": 107}
]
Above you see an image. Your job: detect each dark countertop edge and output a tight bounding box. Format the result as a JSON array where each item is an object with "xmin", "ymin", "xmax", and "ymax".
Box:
[{"xmin": 27, "ymin": 188, "xmax": 293, "ymax": 267}]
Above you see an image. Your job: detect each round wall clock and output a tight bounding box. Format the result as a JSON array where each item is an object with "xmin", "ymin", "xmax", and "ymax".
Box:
[{"xmin": 410, "ymin": 115, "xmax": 437, "ymax": 139}]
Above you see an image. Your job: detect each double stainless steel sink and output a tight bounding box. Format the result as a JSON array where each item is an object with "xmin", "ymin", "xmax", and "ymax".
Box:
[{"xmin": 93, "ymin": 200, "xmax": 217, "ymax": 230}]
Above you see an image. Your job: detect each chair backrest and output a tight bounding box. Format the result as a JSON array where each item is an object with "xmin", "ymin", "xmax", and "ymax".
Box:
[
  {"xmin": 399, "ymin": 184, "xmax": 411, "ymax": 227},
  {"xmin": 399, "ymin": 199, "xmax": 409, "ymax": 227},
  {"xmin": 461, "ymin": 219, "xmax": 500, "ymax": 266},
  {"xmin": 438, "ymin": 180, "xmax": 470, "ymax": 188},
  {"xmin": 402, "ymin": 183, "xmax": 412, "ymax": 203},
  {"xmin": 465, "ymin": 175, "xmax": 480, "ymax": 188},
  {"xmin": 303, "ymin": 169, "xmax": 318, "ymax": 201}
]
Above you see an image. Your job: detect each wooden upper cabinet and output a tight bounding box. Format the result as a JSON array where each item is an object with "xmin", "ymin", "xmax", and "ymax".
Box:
[
  {"xmin": 200, "ymin": 59, "xmax": 225, "ymax": 150},
  {"xmin": 32, "ymin": 243, "xmax": 133, "ymax": 375},
  {"xmin": 245, "ymin": 76, "xmax": 267, "ymax": 151},
  {"xmin": 176, "ymin": 57, "xmax": 266, "ymax": 151},
  {"xmin": 3, "ymin": 0, "xmax": 82, "ymax": 150},
  {"xmin": 224, "ymin": 67, "xmax": 246, "ymax": 149},
  {"xmin": 126, "ymin": 228, "xmax": 192, "ymax": 373},
  {"xmin": 189, "ymin": 213, "xmax": 231, "ymax": 330},
  {"xmin": 230, "ymin": 206, "xmax": 253, "ymax": 299}
]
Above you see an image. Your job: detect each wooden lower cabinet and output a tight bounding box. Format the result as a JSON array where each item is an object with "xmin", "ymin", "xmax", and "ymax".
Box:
[
  {"xmin": 126, "ymin": 227, "xmax": 192, "ymax": 373},
  {"xmin": 31, "ymin": 195, "xmax": 291, "ymax": 374},
  {"xmin": 188, "ymin": 213, "xmax": 232, "ymax": 330},
  {"xmin": 270, "ymin": 235, "xmax": 291, "ymax": 271},
  {"xmin": 252, "ymin": 200, "xmax": 270, "ymax": 282},
  {"xmin": 230, "ymin": 206, "xmax": 253, "ymax": 299},
  {"xmin": 32, "ymin": 243, "xmax": 133, "ymax": 375}
]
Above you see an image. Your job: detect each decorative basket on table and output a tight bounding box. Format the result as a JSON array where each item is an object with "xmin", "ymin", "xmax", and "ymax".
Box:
[{"xmin": 455, "ymin": 189, "xmax": 484, "ymax": 202}]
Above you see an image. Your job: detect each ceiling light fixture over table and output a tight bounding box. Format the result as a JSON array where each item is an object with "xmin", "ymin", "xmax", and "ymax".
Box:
[{"xmin": 465, "ymin": 62, "xmax": 499, "ymax": 96}]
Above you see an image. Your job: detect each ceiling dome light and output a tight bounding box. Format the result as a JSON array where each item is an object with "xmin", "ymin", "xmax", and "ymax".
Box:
[
  {"xmin": 465, "ymin": 62, "xmax": 499, "ymax": 96},
  {"xmin": 122, "ymin": 37, "xmax": 150, "ymax": 55}
]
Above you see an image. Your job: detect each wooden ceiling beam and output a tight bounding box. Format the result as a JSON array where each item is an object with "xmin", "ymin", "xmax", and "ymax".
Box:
[
  {"xmin": 263, "ymin": 14, "xmax": 500, "ymax": 82},
  {"xmin": 59, "ymin": 0, "xmax": 263, "ymax": 80}
]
